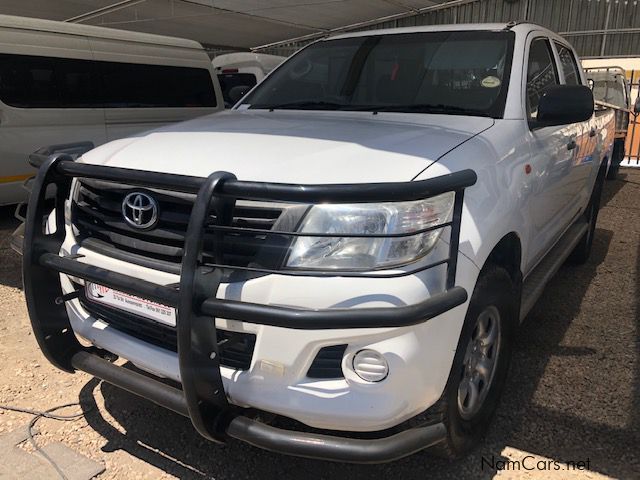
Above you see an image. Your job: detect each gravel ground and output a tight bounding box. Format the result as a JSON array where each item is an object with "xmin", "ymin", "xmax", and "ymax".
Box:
[{"xmin": 0, "ymin": 170, "xmax": 638, "ymax": 479}]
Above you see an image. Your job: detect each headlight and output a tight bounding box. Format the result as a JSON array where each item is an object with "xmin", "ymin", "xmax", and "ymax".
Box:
[{"xmin": 286, "ymin": 192, "xmax": 453, "ymax": 270}]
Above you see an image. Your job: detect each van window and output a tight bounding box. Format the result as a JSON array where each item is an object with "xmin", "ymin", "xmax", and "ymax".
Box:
[
  {"xmin": 554, "ymin": 43, "xmax": 580, "ymax": 86},
  {"xmin": 218, "ymin": 73, "xmax": 257, "ymax": 106},
  {"xmin": 526, "ymin": 38, "xmax": 559, "ymax": 120},
  {"xmin": 0, "ymin": 54, "xmax": 98, "ymax": 108},
  {"xmin": 0, "ymin": 53, "xmax": 216, "ymax": 109},
  {"xmin": 99, "ymin": 61, "xmax": 216, "ymax": 108}
]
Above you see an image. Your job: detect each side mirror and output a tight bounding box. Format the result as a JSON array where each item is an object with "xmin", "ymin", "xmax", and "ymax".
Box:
[
  {"xmin": 634, "ymin": 96, "xmax": 640, "ymax": 114},
  {"xmin": 533, "ymin": 85, "xmax": 594, "ymax": 128},
  {"xmin": 228, "ymin": 85, "xmax": 252, "ymax": 104}
]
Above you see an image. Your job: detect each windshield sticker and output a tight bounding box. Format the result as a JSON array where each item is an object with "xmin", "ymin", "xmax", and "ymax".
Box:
[{"xmin": 481, "ymin": 76, "xmax": 501, "ymax": 88}]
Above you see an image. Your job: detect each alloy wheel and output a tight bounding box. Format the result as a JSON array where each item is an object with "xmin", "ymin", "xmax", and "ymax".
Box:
[{"xmin": 457, "ymin": 305, "xmax": 501, "ymax": 420}]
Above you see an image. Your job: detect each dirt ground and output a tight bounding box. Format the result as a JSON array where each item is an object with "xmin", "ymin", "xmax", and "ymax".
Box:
[{"xmin": 0, "ymin": 170, "xmax": 638, "ymax": 480}]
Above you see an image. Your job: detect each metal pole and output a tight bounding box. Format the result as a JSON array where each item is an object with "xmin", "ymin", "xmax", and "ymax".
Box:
[
  {"xmin": 630, "ymin": 70, "xmax": 639, "ymax": 163},
  {"xmin": 600, "ymin": 0, "xmax": 613, "ymax": 57},
  {"xmin": 65, "ymin": 0, "xmax": 146, "ymax": 23},
  {"xmin": 567, "ymin": 0, "xmax": 574, "ymax": 32}
]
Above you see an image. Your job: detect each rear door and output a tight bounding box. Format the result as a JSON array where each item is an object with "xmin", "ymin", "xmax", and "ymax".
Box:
[
  {"xmin": 553, "ymin": 41, "xmax": 594, "ymax": 214},
  {"xmin": 523, "ymin": 35, "xmax": 581, "ymax": 271},
  {"xmin": 87, "ymin": 37, "xmax": 220, "ymax": 141}
]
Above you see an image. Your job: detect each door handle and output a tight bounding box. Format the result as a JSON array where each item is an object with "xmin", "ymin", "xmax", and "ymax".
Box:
[
  {"xmin": 589, "ymin": 128, "xmax": 597, "ymax": 137},
  {"xmin": 567, "ymin": 140, "xmax": 577, "ymax": 151}
]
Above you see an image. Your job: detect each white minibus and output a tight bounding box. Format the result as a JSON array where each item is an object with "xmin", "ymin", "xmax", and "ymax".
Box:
[{"xmin": 0, "ymin": 14, "xmax": 223, "ymax": 205}]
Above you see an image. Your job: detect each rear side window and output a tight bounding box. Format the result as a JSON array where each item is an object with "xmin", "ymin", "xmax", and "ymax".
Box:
[
  {"xmin": 554, "ymin": 43, "xmax": 581, "ymax": 86},
  {"xmin": 0, "ymin": 53, "xmax": 216, "ymax": 109},
  {"xmin": 526, "ymin": 38, "xmax": 559, "ymax": 120}
]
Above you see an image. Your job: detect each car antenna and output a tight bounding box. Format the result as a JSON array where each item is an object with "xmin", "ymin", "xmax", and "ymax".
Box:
[{"xmin": 504, "ymin": 20, "xmax": 520, "ymax": 30}]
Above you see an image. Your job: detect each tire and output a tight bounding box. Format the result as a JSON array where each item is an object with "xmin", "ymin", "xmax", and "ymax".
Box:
[
  {"xmin": 606, "ymin": 139, "xmax": 624, "ymax": 181},
  {"xmin": 426, "ymin": 265, "xmax": 517, "ymax": 459},
  {"xmin": 568, "ymin": 167, "xmax": 605, "ymax": 264}
]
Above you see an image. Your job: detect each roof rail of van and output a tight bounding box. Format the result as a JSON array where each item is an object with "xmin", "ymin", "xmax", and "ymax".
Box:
[{"xmin": 0, "ymin": 14, "xmax": 204, "ymax": 50}]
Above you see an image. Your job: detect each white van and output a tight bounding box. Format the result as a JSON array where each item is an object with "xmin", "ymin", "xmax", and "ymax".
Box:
[
  {"xmin": 0, "ymin": 14, "xmax": 223, "ymax": 205},
  {"xmin": 212, "ymin": 52, "xmax": 285, "ymax": 107}
]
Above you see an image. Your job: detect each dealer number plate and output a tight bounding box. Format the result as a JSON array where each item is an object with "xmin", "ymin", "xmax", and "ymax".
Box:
[{"xmin": 85, "ymin": 282, "xmax": 176, "ymax": 327}]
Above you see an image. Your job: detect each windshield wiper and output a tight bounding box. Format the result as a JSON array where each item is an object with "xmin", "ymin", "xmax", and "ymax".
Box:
[
  {"xmin": 350, "ymin": 104, "xmax": 493, "ymax": 117},
  {"xmin": 251, "ymin": 101, "xmax": 347, "ymax": 111},
  {"xmin": 250, "ymin": 101, "xmax": 493, "ymax": 117}
]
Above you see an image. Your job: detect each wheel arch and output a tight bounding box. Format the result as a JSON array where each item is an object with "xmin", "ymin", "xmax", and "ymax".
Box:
[{"xmin": 483, "ymin": 232, "xmax": 523, "ymax": 289}]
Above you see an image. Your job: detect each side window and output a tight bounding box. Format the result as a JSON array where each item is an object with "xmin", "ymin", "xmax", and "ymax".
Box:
[
  {"xmin": 0, "ymin": 54, "xmax": 98, "ymax": 108},
  {"xmin": 57, "ymin": 58, "xmax": 99, "ymax": 108},
  {"xmin": 0, "ymin": 53, "xmax": 216, "ymax": 109},
  {"xmin": 555, "ymin": 43, "xmax": 580, "ymax": 86},
  {"xmin": 99, "ymin": 62, "xmax": 217, "ymax": 108},
  {"xmin": 526, "ymin": 38, "xmax": 559, "ymax": 120}
]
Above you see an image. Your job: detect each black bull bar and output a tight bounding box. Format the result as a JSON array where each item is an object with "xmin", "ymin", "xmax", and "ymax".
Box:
[{"xmin": 23, "ymin": 153, "xmax": 476, "ymax": 463}]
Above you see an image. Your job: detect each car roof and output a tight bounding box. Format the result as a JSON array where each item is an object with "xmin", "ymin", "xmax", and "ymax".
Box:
[
  {"xmin": 327, "ymin": 22, "xmax": 559, "ymax": 41},
  {"xmin": 0, "ymin": 14, "xmax": 203, "ymax": 50}
]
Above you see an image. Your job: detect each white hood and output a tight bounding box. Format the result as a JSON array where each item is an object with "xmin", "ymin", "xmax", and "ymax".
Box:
[{"xmin": 82, "ymin": 110, "xmax": 494, "ymax": 183}]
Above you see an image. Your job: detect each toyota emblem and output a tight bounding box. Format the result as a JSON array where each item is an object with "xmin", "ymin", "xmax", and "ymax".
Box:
[{"xmin": 122, "ymin": 192, "xmax": 159, "ymax": 229}]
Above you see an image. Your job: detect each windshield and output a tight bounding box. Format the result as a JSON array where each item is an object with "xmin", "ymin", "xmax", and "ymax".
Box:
[{"xmin": 241, "ymin": 30, "xmax": 514, "ymax": 118}]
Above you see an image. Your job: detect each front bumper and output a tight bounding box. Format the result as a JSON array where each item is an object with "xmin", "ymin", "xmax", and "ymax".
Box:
[
  {"xmin": 22, "ymin": 154, "xmax": 476, "ymax": 462},
  {"xmin": 60, "ymin": 254, "xmax": 475, "ymax": 432},
  {"xmin": 71, "ymin": 350, "xmax": 447, "ymax": 463}
]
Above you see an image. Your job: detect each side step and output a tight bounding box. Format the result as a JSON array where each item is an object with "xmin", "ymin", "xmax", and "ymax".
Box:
[{"xmin": 520, "ymin": 220, "xmax": 589, "ymax": 321}]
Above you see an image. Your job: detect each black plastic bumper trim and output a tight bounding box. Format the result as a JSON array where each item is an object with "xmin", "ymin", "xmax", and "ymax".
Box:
[{"xmin": 226, "ymin": 416, "xmax": 447, "ymax": 464}]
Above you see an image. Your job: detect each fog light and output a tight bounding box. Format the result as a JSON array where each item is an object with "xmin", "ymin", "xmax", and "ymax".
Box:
[{"xmin": 352, "ymin": 349, "xmax": 388, "ymax": 382}]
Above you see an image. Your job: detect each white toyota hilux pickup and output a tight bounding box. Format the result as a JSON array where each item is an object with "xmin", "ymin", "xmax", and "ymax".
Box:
[{"xmin": 22, "ymin": 22, "xmax": 614, "ymax": 463}]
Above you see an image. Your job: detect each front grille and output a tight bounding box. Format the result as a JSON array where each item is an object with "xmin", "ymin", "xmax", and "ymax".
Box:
[
  {"xmin": 307, "ymin": 344, "xmax": 347, "ymax": 379},
  {"xmin": 79, "ymin": 292, "xmax": 256, "ymax": 370},
  {"xmin": 72, "ymin": 179, "xmax": 288, "ymax": 271}
]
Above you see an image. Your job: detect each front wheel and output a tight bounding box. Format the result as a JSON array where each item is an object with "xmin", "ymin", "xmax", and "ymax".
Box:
[{"xmin": 428, "ymin": 265, "xmax": 517, "ymax": 459}]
